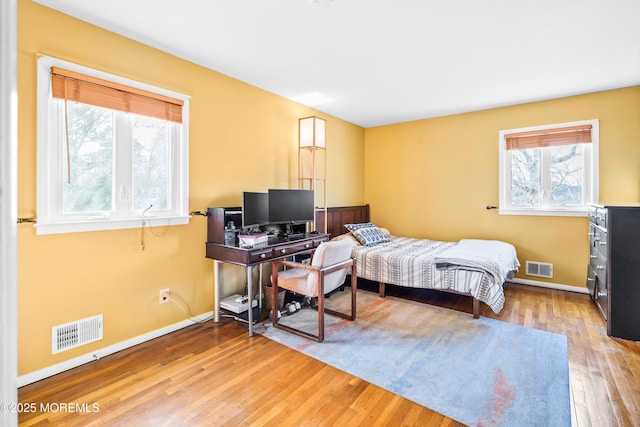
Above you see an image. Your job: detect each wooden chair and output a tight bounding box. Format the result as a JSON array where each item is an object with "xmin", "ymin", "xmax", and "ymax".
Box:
[{"xmin": 270, "ymin": 239, "xmax": 357, "ymax": 342}]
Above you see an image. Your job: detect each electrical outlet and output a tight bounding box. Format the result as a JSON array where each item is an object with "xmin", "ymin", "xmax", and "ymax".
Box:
[{"xmin": 159, "ymin": 288, "xmax": 170, "ymax": 304}]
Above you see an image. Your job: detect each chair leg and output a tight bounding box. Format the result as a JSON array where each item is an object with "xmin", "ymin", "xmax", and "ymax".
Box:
[
  {"xmin": 317, "ymin": 277, "xmax": 325, "ymax": 343},
  {"xmin": 271, "ymin": 262, "xmax": 279, "ymax": 327},
  {"xmin": 351, "ymin": 266, "xmax": 357, "ymax": 320},
  {"xmin": 324, "ymin": 264, "xmax": 358, "ymax": 321}
]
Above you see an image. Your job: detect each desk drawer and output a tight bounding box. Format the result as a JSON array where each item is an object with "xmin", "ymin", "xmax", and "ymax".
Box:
[
  {"xmin": 248, "ymin": 248, "xmax": 273, "ymax": 263},
  {"xmin": 272, "ymin": 241, "xmax": 314, "ymax": 257}
]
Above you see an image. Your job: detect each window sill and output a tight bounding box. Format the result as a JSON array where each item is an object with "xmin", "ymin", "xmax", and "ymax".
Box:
[
  {"xmin": 34, "ymin": 215, "xmax": 190, "ymax": 235},
  {"xmin": 498, "ymin": 208, "xmax": 588, "ymax": 217}
]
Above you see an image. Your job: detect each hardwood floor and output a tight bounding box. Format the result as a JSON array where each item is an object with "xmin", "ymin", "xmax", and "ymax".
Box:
[{"xmin": 18, "ymin": 282, "xmax": 640, "ymax": 427}]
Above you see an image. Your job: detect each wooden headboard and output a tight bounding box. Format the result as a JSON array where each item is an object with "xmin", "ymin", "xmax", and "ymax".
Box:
[{"xmin": 315, "ymin": 204, "xmax": 370, "ymax": 238}]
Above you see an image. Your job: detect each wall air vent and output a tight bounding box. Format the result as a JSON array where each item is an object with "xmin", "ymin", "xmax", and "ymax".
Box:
[
  {"xmin": 52, "ymin": 314, "xmax": 103, "ymax": 354},
  {"xmin": 525, "ymin": 261, "xmax": 553, "ymax": 279}
]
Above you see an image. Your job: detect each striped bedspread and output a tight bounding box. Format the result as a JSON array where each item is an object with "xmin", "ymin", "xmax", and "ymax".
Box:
[{"xmin": 352, "ymin": 236, "xmax": 519, "ymax": 313}]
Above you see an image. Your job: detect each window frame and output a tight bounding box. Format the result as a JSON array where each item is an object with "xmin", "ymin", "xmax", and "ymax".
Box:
[
  {"xmin": 498, "ymin": 119, "xmax": 599, "ymax": 217},
  {"xmin": 36, "ymin": 55, "xmax": 190, "ymax": 235}
]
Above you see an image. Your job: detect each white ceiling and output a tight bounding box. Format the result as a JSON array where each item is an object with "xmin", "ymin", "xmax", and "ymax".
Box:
[{"xmin": 34, "ymin": 0, "xmax": 640, "ymax": 128}]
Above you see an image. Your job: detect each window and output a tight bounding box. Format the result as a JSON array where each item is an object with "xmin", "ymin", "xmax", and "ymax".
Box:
[
  {"xmin": 498, "ymin": 119, "xmax": 599, "ymax": 216},
  {"xmin": 37, "ymin": 56, "xmax": 190, "ymax": 234}
]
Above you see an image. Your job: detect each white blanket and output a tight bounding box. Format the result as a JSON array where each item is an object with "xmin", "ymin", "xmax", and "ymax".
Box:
[{"xmin": 434, "ymin": 239, "xmax": 520, "ymax": 310}]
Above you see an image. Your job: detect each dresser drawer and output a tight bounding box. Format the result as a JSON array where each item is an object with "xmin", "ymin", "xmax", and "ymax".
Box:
[
  {"xmin": 588, "ymin": 205, "xmax": 608, "ymax": 228},
  {"xmin": 586, "ymin": 264, "xmax": 596, "ymax": 297},
  {"xmin": 596, "ymin": 207, "xmax": 608, "ymax": 229},
  {"xmin": 591, "ymin": 225, "xmax": 608, "ymax": 259},
  {"xmin": 590, "ymin": 256, "xmax": 607, "ymax": 286},
  {"xmin": 587, "ymin": 206, "xmax": 598, "ymax": 225}
]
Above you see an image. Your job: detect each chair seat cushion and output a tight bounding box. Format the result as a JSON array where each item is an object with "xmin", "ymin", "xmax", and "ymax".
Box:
[{"xmin": 277, "ymin": 268, "xmax": 316, "ymax": 296}]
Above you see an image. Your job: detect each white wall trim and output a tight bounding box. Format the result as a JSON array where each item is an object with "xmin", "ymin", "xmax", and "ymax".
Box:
[
  {"xmin": 509, "ymin": 277, "xmax": 589, "ymax": 294},
  {"xmin": 0, "ymin": 0, "xmax": 18, "ymax": 426},
  {"xmin": 18, "ymin": 311, "xmax": 213, "ymax": 387}
]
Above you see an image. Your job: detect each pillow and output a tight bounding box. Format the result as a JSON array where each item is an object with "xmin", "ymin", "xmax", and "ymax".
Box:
[
  {"xmin": 330, "ymin": 233, "xmax": 362, "ymax": 246},
  {"xmin": 378, "ymin": 227, "xmax": 391, "ymax": 236},
  {"xmin": 344, "ymin": 222, "xmax": 391, "ymax": 247}
]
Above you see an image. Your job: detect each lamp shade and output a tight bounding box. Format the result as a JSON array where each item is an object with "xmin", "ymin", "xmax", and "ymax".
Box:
[{"xmin": 299, "ymin": 116, "xmax": 325, "ymax": 148}]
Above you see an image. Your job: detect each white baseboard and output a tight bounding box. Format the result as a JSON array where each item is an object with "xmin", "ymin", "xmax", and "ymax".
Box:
[
  {"xmin": 17, "ymin": 311, "xmax": 213, "ymax": 388},
  {"xmin": 509, "ymin": 278, "xmax": 589, "ymax": 294}
]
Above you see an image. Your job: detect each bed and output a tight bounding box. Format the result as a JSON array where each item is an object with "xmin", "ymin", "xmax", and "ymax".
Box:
[{"xmin": 316, "ymin": 205, "xmax": 520, "ymax": 317}]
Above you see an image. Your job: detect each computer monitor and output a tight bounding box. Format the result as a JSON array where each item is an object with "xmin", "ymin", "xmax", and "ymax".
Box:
[
  {"xmin": 242, "ymin": 192, "xmax": 269, "ymax": 228},
  {"xmin": 268, "ymin": 189, "xmax": 315, "ymax": 224}
]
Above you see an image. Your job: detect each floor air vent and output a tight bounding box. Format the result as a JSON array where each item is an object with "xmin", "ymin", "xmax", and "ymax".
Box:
[
  {"xmin": 52, "ymin": 314, "xmax": 103, "ymax": 354},
  {"xmin": 526, "ymin": 261, "xmax": 553, "ymax": 278}
]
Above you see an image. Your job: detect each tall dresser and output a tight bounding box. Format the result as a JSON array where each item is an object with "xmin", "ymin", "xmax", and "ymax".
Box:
[{"xmin": 587, "ymin": 203, "xmax": 640, "ymax": 341}]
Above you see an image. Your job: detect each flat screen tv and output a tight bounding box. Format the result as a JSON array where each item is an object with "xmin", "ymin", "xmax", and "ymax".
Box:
[
  {"xmin": 242, "ymin": 192, "xmax": 269, "ymax": 228},
  {"xmin": 268, "ymin": 189, "xmax": 315, "ymax": 224}
]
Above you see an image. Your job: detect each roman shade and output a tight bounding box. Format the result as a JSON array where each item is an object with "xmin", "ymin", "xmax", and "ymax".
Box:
[
  {"xmin": 51, "ymin": 67, "xmax": 184, "ymax": 123},
  {"xmin": 505, "ymin": 124, "xmax": 592, "ymax": 150}
]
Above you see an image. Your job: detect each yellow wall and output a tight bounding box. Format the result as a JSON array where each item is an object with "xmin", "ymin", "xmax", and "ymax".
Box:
[
  {"xmin": 17, "ymin": 0, "xmax": 364, "ymax": 375},
  {"xmin": 364, "ymin": 86, "xmax": 640, "ymax": 288}
]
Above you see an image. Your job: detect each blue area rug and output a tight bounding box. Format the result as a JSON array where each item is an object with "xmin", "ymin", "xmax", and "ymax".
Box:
[{"xmin": 258, "ymin": 290, "xmax": 571, "ymax": 426}]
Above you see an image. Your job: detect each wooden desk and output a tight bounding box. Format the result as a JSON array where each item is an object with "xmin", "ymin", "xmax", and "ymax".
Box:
[{"xmin": 206, "ymin": 233, "xmax": 330, "ymax": 336}]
